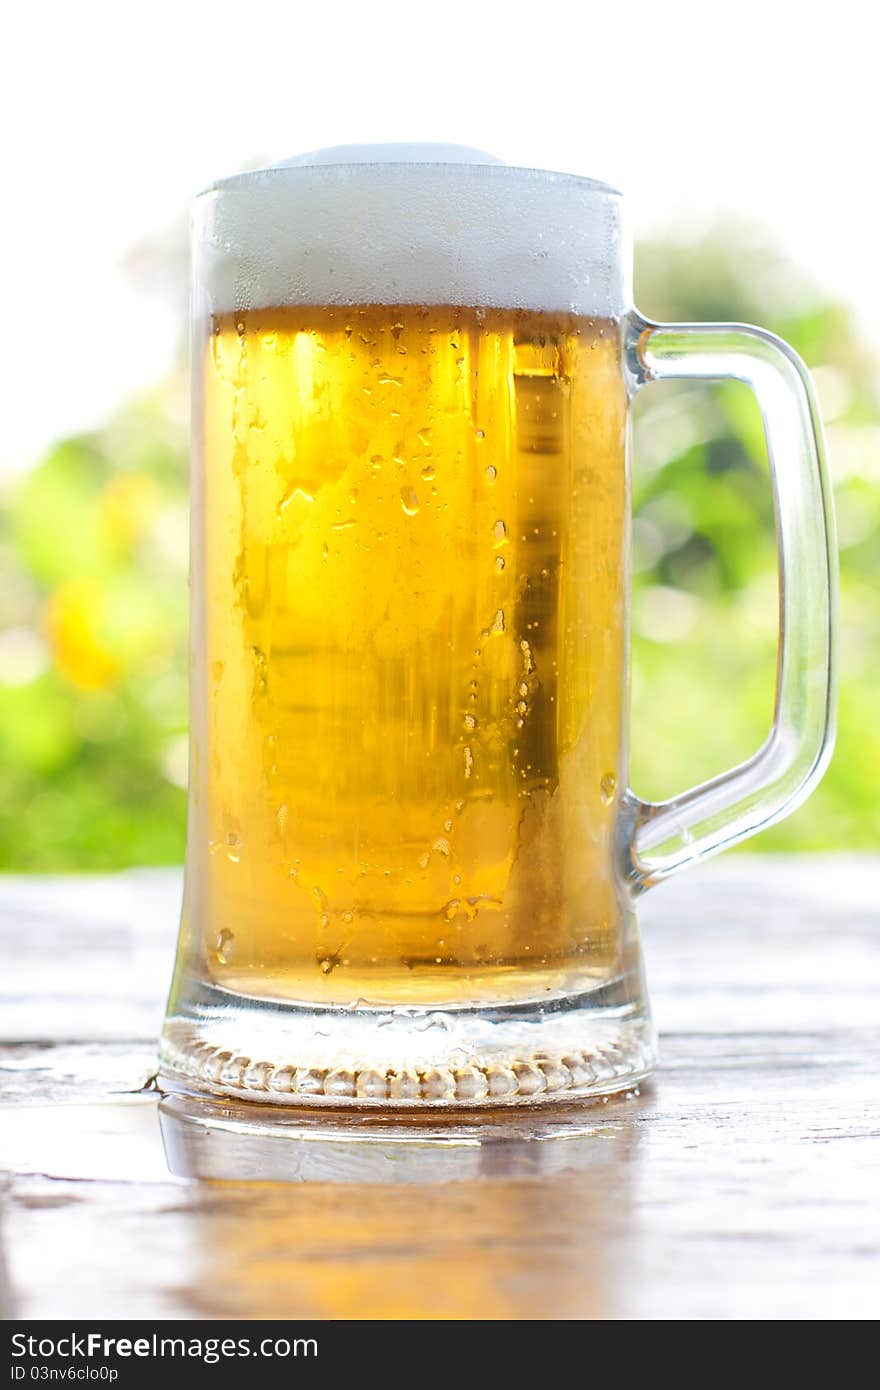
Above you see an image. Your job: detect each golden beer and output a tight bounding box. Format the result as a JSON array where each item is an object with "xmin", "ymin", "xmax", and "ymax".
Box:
[{"xmin": 189, "ymin": 303, "xmax": 628, "ymax": 1007}]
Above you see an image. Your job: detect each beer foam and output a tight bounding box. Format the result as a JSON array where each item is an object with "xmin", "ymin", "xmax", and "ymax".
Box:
[{"xmin": 195, "ymin": 146, "xmax": 627, "ymax": 318}]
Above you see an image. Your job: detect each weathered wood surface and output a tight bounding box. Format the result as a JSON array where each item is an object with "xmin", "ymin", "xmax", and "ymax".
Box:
[{"xmin": 0, "ymin": 857, "xmax": 878, "ymax": 1320}]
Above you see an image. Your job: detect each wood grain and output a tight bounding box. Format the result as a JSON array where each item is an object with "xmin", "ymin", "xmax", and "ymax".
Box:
[{"xmin": 1, "ymin": 857, "xmax": 878, "ymax": 1320}]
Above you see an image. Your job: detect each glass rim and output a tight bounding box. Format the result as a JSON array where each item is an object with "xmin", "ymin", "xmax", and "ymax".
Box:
[{"xmin": 197, "ymin": 161, "xmax": 623, "ymax": 201}]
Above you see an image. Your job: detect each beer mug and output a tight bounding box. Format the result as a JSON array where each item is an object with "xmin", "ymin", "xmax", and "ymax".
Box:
[{"xmin": 160, "ymin": 146, "xmax": 836, "ymax": 1107}]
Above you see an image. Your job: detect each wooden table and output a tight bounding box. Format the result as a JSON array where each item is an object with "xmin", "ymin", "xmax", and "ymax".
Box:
[{"xmin": 1, "ymin": 856, "xmax": 878, "ymax": 1320}]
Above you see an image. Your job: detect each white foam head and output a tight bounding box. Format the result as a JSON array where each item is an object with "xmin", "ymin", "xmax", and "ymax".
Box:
[{"xmin": 194, "ymin": 145, "xmax": 627, "ymax": 317}]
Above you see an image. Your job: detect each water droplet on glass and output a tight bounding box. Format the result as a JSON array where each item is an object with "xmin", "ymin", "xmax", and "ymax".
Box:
[
  {"xmin": 600, "ymin": 772, "xmax": 617, "ymax": 806},
  {"xmin": 495, "ymin": 556, "xmax": 505, "ymax": 573},
  {"xmin": 418, "ymin": 852, "xmax": 430, "ymax": 870},
  {"xmin": 216, "ymin": 929, "xmax": 234, "ymax": 965},
  {"xmin": 475, "ymin": 428, "xmax": 485, "ymax": 441},
  {"xmin": 433, "ymin": 837, "xmax": 450, "ymax": 856},
  {"xmin": 277, "ymin": 484, "xmax": 315, "ymax": 515},
  {"xmin": 493, "ymin": 519, "xmax": 507, "ymax": 542},
  {"xmin": 463, "ymin": 713, "xmax": 476, "ymax": 731},
  {"xmin": 443, "ymin": 818, "xmax": 453, "ymax": 833},
  {"xmin": 464, "ymin": 745, "xmax": 474, "ymax": 779},
  {"xmin": 485, "ymin": 465, "xmax": 497, "ymax": 483},
  {"xmin": 225, "ymin": 831, "xmax": 241, "ymax": 863},
  {"xmin": 400, "ymin": 486, "xmax": 419, "ymax": 516},
  {"xmin": 491, "ymin": 609, "xmax": 505, "ymax": 634},
  {"xmin": 420, "ymin": 463, "xmax": 436, "ymax": 482}
]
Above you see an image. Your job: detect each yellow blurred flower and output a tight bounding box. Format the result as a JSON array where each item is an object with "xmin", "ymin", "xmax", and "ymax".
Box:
[
  {"xmin": 100, "ymin": 472, "xmax": 159, "ymax": 550},
  {"xmin": 44, "ymin": 579, "xmax": 121, "ymax": 691}
]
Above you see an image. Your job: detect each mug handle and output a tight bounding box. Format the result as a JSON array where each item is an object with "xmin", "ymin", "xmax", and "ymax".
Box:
[{"xmin": 623, "ymin": 315, "xmax": 837, "ymax": 893}]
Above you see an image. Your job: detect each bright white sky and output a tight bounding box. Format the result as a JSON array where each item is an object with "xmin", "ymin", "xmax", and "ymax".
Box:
[{"xmin": 2, "ymin": 0, "xmax": 877, "ymax": 473}]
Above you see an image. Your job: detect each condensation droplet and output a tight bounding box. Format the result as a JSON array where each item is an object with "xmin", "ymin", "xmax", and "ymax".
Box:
[
  {"xmin": 225, "ymin": 831, "xmax": 241, "ymax": 863},
  {"xmin": 443, "ymin": 818, "xmax": 453, "ymax": 833},
  {"xmin": 600, "ymin": 772, "xmax": 617, "ymax": 805},
  {"xmin": 475, "ymin": 428, "xmax": 485, "ymax": 441},
  {"xmin": 485, "ymin": 465, "xmax": 497, "ymax": 483},
  {"xmin": 216, "ymin": 929, "xmax": 234, "ymax": 964},
  {"xmin": 464, "ymin": 745, "xmax": 474, "ymax": 779},
  {"xmin": 421, "ymin": 463, "xmax": 436, "ymax": 481},
  {"xmin": 491, "ymin": 609, "xmax": 505, "ymax": 634},
  {"xmin": 400, "ymin": 485, "xmax": 420, "ymax": 516},
  {"xmin": 463, "ymin": 713, "xmax": 476, "ymax": 731},
  {"xmin": 418, "ymin": 852, "xmax": 430, "ymax": 870},
  {"xmin": 322, "ymin": 541, "xmax": 329, "ymax": 560},
  {"xmin": 433, "ymin": 837, "xmax": 450, "ymax": 856},
  {"xmin": 493, "ymin": 519, "xmax": 507, "ymax": 542},
  {"xmin": 495, "ymin": 556, "xmax": 505, "ymax": 572},
  {"xmin": 277, "ymin": 804, "xmax": 289, "ymax": 835},
  {"xmin": 277, "ymin": 484, "xmax": 314, "ymax": 515}
]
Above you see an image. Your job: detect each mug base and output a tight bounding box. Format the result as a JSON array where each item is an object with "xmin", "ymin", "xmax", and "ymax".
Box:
[{"xmin": 159, "ymin": 977, "xmax": 655, "ymax": 1108}]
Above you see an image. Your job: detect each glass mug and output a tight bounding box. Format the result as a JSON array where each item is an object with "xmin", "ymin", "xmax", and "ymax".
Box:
[{"xmin": 160, "ymin": 146, "xmax": 836, "ymax": 1107}]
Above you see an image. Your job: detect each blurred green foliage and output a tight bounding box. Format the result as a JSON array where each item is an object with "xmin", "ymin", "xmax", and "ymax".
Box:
[{"xmin": 0, "ymin": 223, "xmax": 876, "ymax": 868}]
